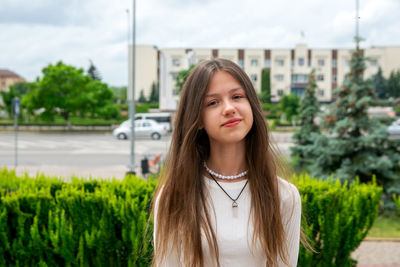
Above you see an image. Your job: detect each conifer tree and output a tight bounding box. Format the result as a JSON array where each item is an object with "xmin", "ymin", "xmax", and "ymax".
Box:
[
  {"xmin": 305, "ymin": 48, "xmax": 400, "ymax": 211},
  {"xmin": 138, "ymin": 89, "xmax": 147, "ymax": 103},
  {"xmin": 149, "ymin": 82, "xmax": 159, "ymax": 103},
  {"xmin": 371, "ymin": 67, "xmax": 387, "ymax": 99},
  {"xmin": 291, "ymin": 70, "xmax": 320, "ymax": 170},
  {"xmin": 88, "ymin": 59, "xmax": 102, "ymax": 81}
]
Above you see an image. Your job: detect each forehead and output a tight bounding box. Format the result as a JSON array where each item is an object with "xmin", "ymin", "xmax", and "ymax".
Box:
[{"xmin": 207, "ymin": 71, "xmax": 243, "ymax": 93}]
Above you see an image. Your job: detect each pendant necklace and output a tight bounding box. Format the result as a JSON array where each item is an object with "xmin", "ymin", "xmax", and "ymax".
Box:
[{"xmin": 208, "ymin": 173, "xmax": 248, "ymax": 218}]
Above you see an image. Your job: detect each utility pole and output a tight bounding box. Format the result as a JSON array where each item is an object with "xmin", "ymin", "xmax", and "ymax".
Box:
[{"xmin": 355, "ymin": 0, "xmax": 360, "ymax": 49}]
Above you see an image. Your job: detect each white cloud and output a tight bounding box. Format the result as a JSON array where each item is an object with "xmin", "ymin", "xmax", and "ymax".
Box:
[{"xmin": 0, "ymin": 0, "xmax": 399, "ymax": 86}]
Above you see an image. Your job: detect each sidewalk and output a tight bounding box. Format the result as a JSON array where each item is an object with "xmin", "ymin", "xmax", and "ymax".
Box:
[{"xmin": 353, "ymin": 240, "xmax": 400, "ymax": 266}]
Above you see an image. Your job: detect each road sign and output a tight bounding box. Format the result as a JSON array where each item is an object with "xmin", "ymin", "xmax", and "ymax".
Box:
[{"xmin": 12, "ymin": 97, "xmax": 20, "ymax": 116}]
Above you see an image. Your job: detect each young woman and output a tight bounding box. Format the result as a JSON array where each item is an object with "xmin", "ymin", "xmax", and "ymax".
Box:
[{"xmin": 152, "ymin": 58, "xmax": 301, "ymax": 267}]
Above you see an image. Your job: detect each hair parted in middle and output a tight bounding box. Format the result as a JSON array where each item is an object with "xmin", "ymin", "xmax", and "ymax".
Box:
[{"xmin": 152, "ymin": 58, "xmax": 290, "ymax": 267}]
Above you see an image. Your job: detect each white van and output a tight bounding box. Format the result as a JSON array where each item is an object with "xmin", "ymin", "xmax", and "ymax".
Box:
[{"xmin": 135, "ymin": 113, "xmax": 172, "ymax": 131}]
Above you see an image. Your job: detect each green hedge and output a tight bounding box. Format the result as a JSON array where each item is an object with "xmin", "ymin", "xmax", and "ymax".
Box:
[
  {"xmin": 394, "ymin": 194, "xmax": 400, "ymax": 216},
  {"xmin": 0, "ymin": 168, "xmax": 156, "ymax": 267},
  {"xmin": 0, "ymin": 169, "xmax": 381, "ymax": 266},
  {"xmin": 293, "ymin": 174, "xmax": 382, "ymax": 267}
]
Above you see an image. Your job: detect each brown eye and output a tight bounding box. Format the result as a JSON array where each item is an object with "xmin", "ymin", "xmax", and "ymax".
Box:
[
  {"xmin": 207, "ymin": 100, "xmax": 218, "ymax": 106},
  {"xmin": 233, "ymin": 95, "xmax": 244, "ymax": 100}
]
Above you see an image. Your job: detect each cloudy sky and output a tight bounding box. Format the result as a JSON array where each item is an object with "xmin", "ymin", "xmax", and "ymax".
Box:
[{"xmin": 1, "ymin": 0, "xmax": 399, "ymax": 86}]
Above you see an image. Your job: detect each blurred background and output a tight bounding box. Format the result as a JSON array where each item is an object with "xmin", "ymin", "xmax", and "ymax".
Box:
[{"xmin": 1, "ymin": 0, "xmax": 400, "ymax": 265}]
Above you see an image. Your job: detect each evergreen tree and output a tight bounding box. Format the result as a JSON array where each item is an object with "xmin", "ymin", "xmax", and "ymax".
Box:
[
  {"xmin": 291, "ymin": 70, "xmax": 320, "ymax": 170},
  {"xmin": 149, "ymin": 82, "xmax": 159, "ymax": 103},
  {"xmin": 305, "ymin": 48, "xmax": 400, "ymax": 212},
  {"xmin": 88, "ymin": 59, "xmax": 102, "ymax": 81},
  {"xmin": 371, "ymin": 67, "xmax": 387, "ymax": 99},
  {"xmin": 138, "ymin": 89, "xmax": 147, "ymax": 103}
]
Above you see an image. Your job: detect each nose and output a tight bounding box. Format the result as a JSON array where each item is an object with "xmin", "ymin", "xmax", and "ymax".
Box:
[{"xmin": 222, "ymin": 99, "xmax": 235, "ymax": 116}]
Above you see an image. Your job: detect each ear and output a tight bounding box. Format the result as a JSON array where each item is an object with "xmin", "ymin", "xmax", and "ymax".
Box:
[{"xmin": 198, "ymin": 121, "xmax": 204, "ymax": 130}]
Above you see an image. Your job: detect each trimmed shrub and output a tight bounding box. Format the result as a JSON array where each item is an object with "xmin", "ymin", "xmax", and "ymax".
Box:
[
  {"xmin": 394, "ymin": 194, "xmax": 400, "ymax": 215},
  {"xmin": 0, "ymin": 168, "xmax": 156, "ymax": 267},
  {"xmin": 293, "ymin": 174, "xmax": 382, "ymax": 267},
  {"xmin": 0, "ymin": 169, "xmax": 381, "ymax": 266}
]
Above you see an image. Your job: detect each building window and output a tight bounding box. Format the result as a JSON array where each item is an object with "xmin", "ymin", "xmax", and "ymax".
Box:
[
  {"xmin": 238, "ymin": 59, "xmax": 244, "ymax": 67},
  {"xmin": 344, "ymin": 59, "xmax": 350, "ymax": 67},
  {"xmin": 171, "ymin": 72, "xmax": 178, "ymax": 80},
  {"xmin": 318, "ymin": 90, "xmax": 324, "ymax": 97},
  {"xmin": 291, "ymin": 60, "xmax": 294, "ymax": 67},
  {"xmin": 317, "ymin": 74, "xmax": 324, "ymax": 81},
  {"xmin": 250, "ymin": 74, "xmax": 258, "ymax": 82},
  {"xmin": 332, "ymin": 59, "xmax": 337, "ymax": 67},
  {"xmin": 276, "ymin": 59, "xmax": 284, "ymax": 67},
  {"xmin": 370, "ymin": 59, "xmax": 378, "ymax": 66},
  {"xmin": 308, "ymin": 59, "xmax": 311, "ymax": 67},
  {"xmin": 318, "ymin": 59, "xmax": 325, "ymax": 67},
  {"xmin": 298, "ymin": 58, "xmax": 305, "ymax": 66},
  {"xmin": 172, "ymin": 58, "xmax": 180, "ymax": 67},
  {"xmin": 250, "ymin": 59, "xmax": 258, "ymax": 67},
  {"xmin": 264, "ymin": 59, "xmax": 271, "ymax": 68},
  {"xmin": 291, "ymin": 74, "xmax": 308, "ymax": 83},
  {"xmin": 172, "ymin": 89, "xmax": 179, "ymax": 96},
  {"xmin": 277, "ymin": 89, "xmax": 284, "ymax": 96},
  {"xmin": 275, "ymin": 74, "xmax": 284, "ymax": 82},
  {"xmin": 332, "ymin": 74, "xmax": 337, "ymax": 82}
]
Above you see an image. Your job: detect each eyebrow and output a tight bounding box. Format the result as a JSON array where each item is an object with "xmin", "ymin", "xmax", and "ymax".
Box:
[{"xmin": 205, "ymin": 87, "xmax": 243, "ymax": 98}]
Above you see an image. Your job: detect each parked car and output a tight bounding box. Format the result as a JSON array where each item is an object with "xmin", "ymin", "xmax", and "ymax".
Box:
[
  {"xmin": 113, "ymin": 119, "xmax": 168, "ymax": 140},
  {"xmin": 135, "ymin": 113, "xmax": 173, "ymax": 132},
  {"xmin": 388, "ymin": 119, "xmax": 400, "ymax": 135}
]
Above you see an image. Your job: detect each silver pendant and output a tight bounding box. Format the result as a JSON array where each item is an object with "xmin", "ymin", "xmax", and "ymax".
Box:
[{"xmin": 232, "ymin": 201, "xmax": 238, "ymax": 218}]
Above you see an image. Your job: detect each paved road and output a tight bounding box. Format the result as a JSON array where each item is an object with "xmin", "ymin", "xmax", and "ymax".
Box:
[{"xmin": 0, "ymin": 132, "xmax": 294, "ymax": 179}]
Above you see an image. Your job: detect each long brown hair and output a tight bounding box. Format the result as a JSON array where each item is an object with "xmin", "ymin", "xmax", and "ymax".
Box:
[{"xmin": 152, "ymin": 58, "xmax": 291, "ymax": 267}]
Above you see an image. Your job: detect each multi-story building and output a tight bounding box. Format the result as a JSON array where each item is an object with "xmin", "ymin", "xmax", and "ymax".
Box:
[
  {"xmin": 130, "ymin": 44, "xmax": 400, "ymax": 110},
  {"xmin": 128, "ymin": 45, "xmax": 158, "ymax": 102}
]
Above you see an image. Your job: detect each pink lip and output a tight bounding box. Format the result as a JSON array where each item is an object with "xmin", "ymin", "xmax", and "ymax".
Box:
[{"xmin": 223, "ymin": 119, "xmax": 241, "ymax": 127}]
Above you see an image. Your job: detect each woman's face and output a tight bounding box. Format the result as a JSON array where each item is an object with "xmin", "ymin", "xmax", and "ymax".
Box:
[{"xmin": 201, "ymin": 71, "xmax": 253, "ymax": 146}]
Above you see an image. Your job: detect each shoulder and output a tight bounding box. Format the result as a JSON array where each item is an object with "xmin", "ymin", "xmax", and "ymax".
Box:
[{"xmin": 277, "ymin": 177, "xmax": 301, "ymax": 211}]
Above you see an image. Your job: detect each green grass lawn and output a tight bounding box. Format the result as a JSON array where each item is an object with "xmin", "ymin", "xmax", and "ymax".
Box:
[{"xmin": 367, "ymin": 216, "xmax": 400, "ymax": 238}]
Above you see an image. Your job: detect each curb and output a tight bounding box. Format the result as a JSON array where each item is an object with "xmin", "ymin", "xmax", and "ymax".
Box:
[{"xmin": 363, "ymin": 238, "xmax": 400, "ymax": 242}]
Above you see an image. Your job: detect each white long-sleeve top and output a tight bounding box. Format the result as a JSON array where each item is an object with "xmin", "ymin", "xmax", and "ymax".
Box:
[{"xmin": 154, "ymin": 177, "xmax": 301, "ymax": 267}]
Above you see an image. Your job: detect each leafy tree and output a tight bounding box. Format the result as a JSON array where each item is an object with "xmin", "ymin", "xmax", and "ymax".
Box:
[
  {"xmin": 371, "ymin": 67, "xmax": 387, "ymax": 99},
  {"xmin": 110, "ymin": 86, "xmax": 127, "ymax": 104},
  {"xmin": 291, "ymin": 70, "xmax": 320, "ymax": 170},
  {"xmin": 84, "ymin": 79, "xmax": 118, "ymax": 119},
  {"xmin": 149, "ymin": 82, "xmax": 159, "ymax": 103},
  {"xmin": 387, "ymin": 69, "xmax": 400, "ymax": 98},
  {"xmin": 304, "ymin": 48, "xmax": 400, "ymax": 212},
  {"xmin": 88, "ymin": 59, "xmax": 102, "ymax": 81},
  {"xmin": 175, "ymin": 64, "xmax": 195, "ymax": 94},
  {"xmin": 259, "ymin": 68, "xmax": 271, "ymax": 103},
  {"xmin": 279, "ymin": 94, "xmax": 300, "ymax": 121},
  {"xmin": 22, "ymin": 61, "xmax": 117, "ymax": 123},
  {"xmin": 138, "ymin": 89, "xmax": 147, "ymax": 103},
  {"xmin": 0, "ymin": 82, "xmax": 32, "ymax": 117}
]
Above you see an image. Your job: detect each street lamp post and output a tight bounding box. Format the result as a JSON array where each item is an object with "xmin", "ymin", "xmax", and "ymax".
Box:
[{"xmin": 127, "ymin": 0, "xmax": 136, "ymax": 175}]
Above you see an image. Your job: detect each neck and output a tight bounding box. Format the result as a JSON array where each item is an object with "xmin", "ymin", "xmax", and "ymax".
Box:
[{"xmin": 205, "ymin": 140, "xmax": 247, "ymax": 183}]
